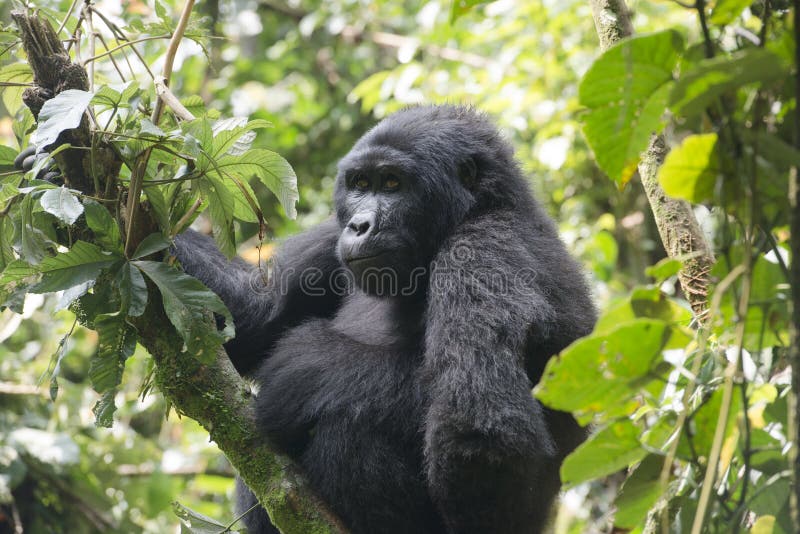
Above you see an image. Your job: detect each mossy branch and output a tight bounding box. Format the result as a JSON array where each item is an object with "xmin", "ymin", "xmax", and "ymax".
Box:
[
  {"xmin": 588, "ymin": 0, "xmax": 715, "ymax": 320},
  {"xmin": 12, "ymin": 8, "xmax": 346, "ymax": 533}
]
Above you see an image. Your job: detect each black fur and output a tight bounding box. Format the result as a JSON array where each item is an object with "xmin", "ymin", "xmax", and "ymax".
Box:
[{"xmin": 174, "ymin": 105, "xmax": 596, "ymax": 533}]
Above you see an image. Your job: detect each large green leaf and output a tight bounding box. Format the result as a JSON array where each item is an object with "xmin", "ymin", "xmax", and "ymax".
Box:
[
  {"xmin": 657, "ymin": 133, "xmax": 720, "ymax": 203},
  {"xmin": 0, "ymin": 218, "xmax": 15, "ymax": 272},
  {"xmin": 115, "ymin": 262, "xmax": 148, "ymax": 317},
  {"xmin": 579, "ymin": 30, "xmax": 684, "ymax": 186},
  {"xmin": 210, "ymin": 117, "xmax": 271, "ymax": 158},
  {"xmin": 198, "ymin": 176, "xmax": 236, "ymax": 257},
  {"xmin": 613, "ymin": 454, "xmax": 664, "ymax": 528},
  {"xmin": 83, "ymin": 199, "xmax": 123, "ymax": 253},
  {"xmin": 561, "ymin": 420, "xmax": 647, "ymax": 487},
  {"xmin": 0, "ymin": 63, "xmax": 33, "ymax": 114},
  {"xmin": 535, "ymin": 319, "xmax": 673, "ymax": 423},
  {"xmin": 16, "ymin": 194, "xmax": 52, "ymax": 264},
  {"xmin": 214, "ymin": 149, "xmax": 299, "ymax": 219},
  {"xmin": 670, "ymin": 48, "xmax": 786, "ymax": 118},
  {"xmin": 89, "ymin": 312, "xmax": 137, "ymax": 427},
  {"xmin": 0, "ymin": 145, "xmax": 17, "ymax": 171},
  {"xmin": 33, "ymin": 89, "xmax": 94, "ymax": 150},
  {"xmin": 31, "ymin": 241, "xmax": 120, "ymax": 294},
  {"xmin": 133, "ymin": 261, "xmax": 234, "ymax": 362}
]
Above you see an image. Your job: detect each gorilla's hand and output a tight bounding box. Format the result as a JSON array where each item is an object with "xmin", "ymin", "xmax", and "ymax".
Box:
[{"xmin": 14, "ymin": 145, "xmax": 63, "ymax": 184}]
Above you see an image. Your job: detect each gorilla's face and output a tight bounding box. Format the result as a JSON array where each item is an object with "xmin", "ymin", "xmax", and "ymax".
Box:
[{"xmin": 333, "ymin": 132, "xmax": 474, "ymax": 297}]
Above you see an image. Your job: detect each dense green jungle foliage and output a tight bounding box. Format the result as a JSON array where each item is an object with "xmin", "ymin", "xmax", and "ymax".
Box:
[{"xmin": 0, "ymin": 0, "xmax": 798, "ymax": 532}]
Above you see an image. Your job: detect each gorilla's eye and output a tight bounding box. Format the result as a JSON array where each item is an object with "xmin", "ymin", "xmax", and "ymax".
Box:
[
  {"xmin": 354, "ymin": 177, "xmax": 370, "ymax": 190},
  {"xmin": 383, "ymin": 176, "xmax": 400, "ymax": 191}
]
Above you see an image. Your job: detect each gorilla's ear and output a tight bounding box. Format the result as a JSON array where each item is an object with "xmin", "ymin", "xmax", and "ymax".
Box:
[{"xmin": 458, "ymin": 156, "xmax": 477, "ymax": 190}]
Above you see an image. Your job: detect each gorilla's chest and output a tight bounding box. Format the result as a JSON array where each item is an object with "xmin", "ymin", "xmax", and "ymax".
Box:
[{"xmin": 259, "ymin": 295, "xmax": 439, "ymax": 531}]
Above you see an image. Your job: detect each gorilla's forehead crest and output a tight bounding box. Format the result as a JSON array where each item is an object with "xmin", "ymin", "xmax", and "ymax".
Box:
[{"xmin": 343, "ymin": 104, "xmax": 512, "ymax": 166}]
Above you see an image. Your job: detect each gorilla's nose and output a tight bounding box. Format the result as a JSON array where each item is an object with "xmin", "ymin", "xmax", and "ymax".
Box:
[{"xmin": 346, "ymin": 212, "xmax": 375, "ymax": 237}]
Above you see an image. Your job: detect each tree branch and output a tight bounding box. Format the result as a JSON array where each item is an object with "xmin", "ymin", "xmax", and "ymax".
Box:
[
  {"xmin": 587, "ymin": 0, "xmax": 715, "ymax": 320},
  {"xmin": 12, "ymin": 9, "xmax": 346, "ymax": 533}
]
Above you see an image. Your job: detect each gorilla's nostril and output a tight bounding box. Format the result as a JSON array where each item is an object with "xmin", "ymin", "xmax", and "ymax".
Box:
[{"xmin": 347, "ymin": 213, "xmax": 375, "ymax": 236}]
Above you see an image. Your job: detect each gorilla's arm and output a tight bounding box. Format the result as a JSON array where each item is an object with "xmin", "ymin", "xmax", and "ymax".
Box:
[
  {"xmin": 173, "ymin": 218, "xmax": 342, "ymax": 375},
  {"xmin": 423, "ymin": 210, "xmax": 584, "ymax": 533}
]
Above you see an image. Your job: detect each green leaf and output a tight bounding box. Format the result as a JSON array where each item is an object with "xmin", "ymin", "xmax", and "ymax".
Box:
[
  {"xmin": 140, "ymin": 118, "xmax": 167, "ymax": 138},
  {"xmin": 709, "ymin": 0, "xmax": 752, "ymax": 25},
  {"xmin": 561, "ymin": 420, "xmax": 647, "ymax": 487},
  {"xmin": 93, "ymin": 390, "xmax": 118, "ymax": 428},
  {"xmin": 613, "ymin": 454, "xmax": 664, "ymax": 528},
  {"xmin": 115, "ymin": 262, "xmax": 148, "ymax": 317},
  {"xmin": 132, "ymin": 233, "xmax": 171, "ymax": 259},
  {"xmin": 0, "ymin": 182, "xmax": 20, "ymax": 209},
  {"xmin": 181, "ymin": 95, "xmax": 208, "ymax": 118},
  {"xmin": 31, "ymin": 241, "xmax": 120, "ymax": 294},
  {"xmin": 0, "ymin": 64, "xmax": 33, "ymax": 115},
  {"xmin": 657, "ymin": 133, "xmax": 720, "ymax": 203},
  {"xmin": 535, "ymin": 319, "xmax": 672, "ymax": 422},
  {"xmin": 89, "ymin": 312, "xmax": 137, "ymax": 426},
  {"xmin": 144, "ymin": 185, "xmax": 172, "ymax": 233},
  {"xmin": 16, "ymin": 194, "xmax": 52, "ymax": 264},
  {"xmin": 90, "ymin": 312, "xmax": 136, "ymax": 392},
  {"xmin": 0, "ymin": 218, "xmax": 15, "ymax": 272},
  {"xmin": 215, "ymin": 149, "xmax": 299, "ymax": 219},
  {"xmin": 645, "ymin": 257, "xmax": 683, "ymax": 282},
  {"xmin": 39, "ymin": 186, "xmax": 84, "ymax": 225},
  {"xmin": 0, "ymin": 145, "xmax": 16, "ymax": 170},
  {"xmin": 199, "ymin": 175, "xmax": 236, "ymax": 257},
  {"xmin": 0, "ymin": 259, "xmax": 38, "ymax": 310},
  {"xmin": 579, "ymin": 30, "xmax": 683, "ymax": 186},
  {"xmin": 181, "ymin": 118, "xmax": 214, "ymax": 155},
  {"xmin": 133, "ymin": 261, "xmax": 234, "ymax": 362},
  {"xmin": 450, "ymin": 0, "xmax": 489, "ymax": 22},
  {"xmin": 83, "ymin": 199, "xmax": 123, "ymax": 253},
  {"xmin": 92, "ymin": 82, "xmax": 138, "ymax": 111},
  {"xmin": 33, "ymin": 89, "xmax": 94, "ymax": 150},
  {"xmin": 211, "ymin": 118, "xmax": 271, "ymax": 158},
  {"xmin": 173, "ymin": 501, "xmax": 230, "ymax": 534},
  {"xmin": 670, "ymin": 48, "xmax": 786, "ymax": 118}
]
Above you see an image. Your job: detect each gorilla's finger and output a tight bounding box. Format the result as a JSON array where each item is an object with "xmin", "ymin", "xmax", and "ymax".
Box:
[
  {"xmin": 21, "ymin": 154, "xmax": 37, "ymax": 172},
  {"xmin": 41, "ymin": 171, "xmax": 63, "ymax": 184},
  {"xmin": 14, "ymin": 146, "xmax": 36, "ymax": 170}
]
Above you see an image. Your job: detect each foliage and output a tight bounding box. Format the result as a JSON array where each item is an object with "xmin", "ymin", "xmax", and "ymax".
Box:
[
  {"xmin": 0, "ymin": 0, "xmax": 797, "ymax": 532},
  {"xmin": 535, "ymin": 1, "xmax": 797, "ymax": 532}
]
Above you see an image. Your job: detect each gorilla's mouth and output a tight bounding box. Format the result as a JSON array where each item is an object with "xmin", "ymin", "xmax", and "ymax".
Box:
[{"xmin": 345, "ymin": 252, "xmax": 387, "ymax": 265}]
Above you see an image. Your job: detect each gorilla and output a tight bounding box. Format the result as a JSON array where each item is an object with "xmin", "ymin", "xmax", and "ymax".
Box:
[{"xmin": 174, "ymin": 105, "xmax": 596, "ymax": 533}]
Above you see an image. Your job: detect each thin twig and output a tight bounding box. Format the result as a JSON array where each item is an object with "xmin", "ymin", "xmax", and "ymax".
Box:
[
  {"xmin": 83, "ymin": 3, "xmax": 95, "ymax": 92},
  {"xmin": 154, "ymin": 76, "xmax": 195, "ymax": 121},
  {"xmin": 171, "ymin": 197, "xmax": 203, "ymax": 237},
  {"xmin": 124, "ymin": 0, "xmax": 195, "ymax": 257},
  {"xmin": 57, "ymin": 0, "xmax": 81, "ymax": 35},
  {"xmin": 82, "ymin": 34, "xmax": 171, "ymax": 65},
  {"xmin": 151, "ymin": 0, "xmax": 196, "ymax": 125},
  {"xmin": 89, "ymin": 7, "xmax": 154, "ymax": 80}
]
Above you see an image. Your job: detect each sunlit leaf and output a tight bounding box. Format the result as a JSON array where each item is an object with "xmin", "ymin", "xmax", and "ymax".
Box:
[
  {"xmin": 657, "ymin": 133, "xmax": 720, "ymax": 203},
  {"xmin": 670, "ymin": 48, "xmax": 786, "ymax": 118},
  {"xmin": 33, "ymin": 89, "xmax": 94, "ymax": 150},
  {"xmin": 0, "ymin": 64, "xmax": 33, "ymax": 115},
  {"xmin": 579, "ymin": 30, "xmax": 684, "ymax": 186},
  {"xmin": 214, "ymin": 149, "xmax": 299, "ymax": 219},
  {"xmin": 39, "ymin": 186, "xmax": 84, "ymax": 225},
  {"xmin": 561, "ymin": 420, "xmax": 647, "ymax": 487}
]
